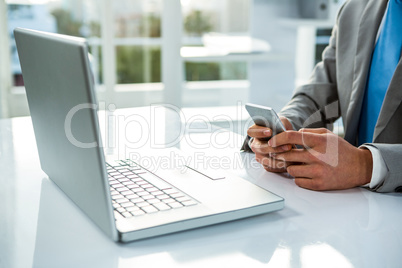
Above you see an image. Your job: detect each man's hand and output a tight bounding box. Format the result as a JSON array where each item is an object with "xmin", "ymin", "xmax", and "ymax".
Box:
[
  {"xmin": 247, "ymin": 117, "xmax": 294, "ymax": 173},
  {"xmin": 269, "ymin": 128, "xmax": 373, "ymax": 191}
]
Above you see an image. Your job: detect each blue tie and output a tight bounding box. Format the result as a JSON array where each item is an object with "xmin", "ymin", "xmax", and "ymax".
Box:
[{"xmin": 358, "ymin": 0, "xmax": 402, "ymax": 145}]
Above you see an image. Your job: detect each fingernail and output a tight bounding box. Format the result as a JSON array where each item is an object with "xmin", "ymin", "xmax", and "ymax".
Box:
[
  {"xmin": 263, "ymin": 129, "xmax": 271, "ymax": 136},
  {"xmin": 268, "ymin": 140, "xmax": 272, "ymax": 146},
  {"xmin": 281, "ymin": 145, "xmax": 289, "ymax": 151}
]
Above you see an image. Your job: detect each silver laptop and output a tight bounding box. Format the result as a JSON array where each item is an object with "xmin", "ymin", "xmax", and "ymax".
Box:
[{"xmin": 14, "ymin": 28, "xmax": 284, "ymax": 242}]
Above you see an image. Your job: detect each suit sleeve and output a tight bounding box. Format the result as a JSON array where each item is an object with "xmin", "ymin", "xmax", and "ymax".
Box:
[
  {"xmin": 366, "ymin": 144, "xmax": 402, "ymax": 193},
  {"xmin": 279, "ymin": 11, "xmax": 343, "ymax": 130},
  {"xmin": 241, "ymin": 9, "xmax": 343, "ymax": 152}
]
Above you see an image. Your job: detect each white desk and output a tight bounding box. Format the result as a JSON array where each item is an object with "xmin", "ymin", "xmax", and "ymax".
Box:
[{"xmin": 1, "ymin": 107, "xmax": 401, "ymax": 268}]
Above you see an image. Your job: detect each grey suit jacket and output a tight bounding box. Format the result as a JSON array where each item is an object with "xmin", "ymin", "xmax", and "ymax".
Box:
[{"xmin": 245, "ymin": 0, "xmax": 402, "ymax": 193}]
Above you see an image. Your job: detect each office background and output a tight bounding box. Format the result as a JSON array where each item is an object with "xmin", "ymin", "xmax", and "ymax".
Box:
[
  {"xmin": 0, "ymin": 0, "xmax": 345, "ymax": 118},
  {"xmin": 3, "ymin": 2, "xmax": 402, "ymax": 268}
]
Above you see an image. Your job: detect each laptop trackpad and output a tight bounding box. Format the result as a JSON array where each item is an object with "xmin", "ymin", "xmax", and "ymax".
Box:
[{"xmin": 152, "ymin": 165, "xmax": 228, "ymax": 199}]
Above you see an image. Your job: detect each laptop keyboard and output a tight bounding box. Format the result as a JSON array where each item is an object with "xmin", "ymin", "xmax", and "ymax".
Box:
[{"xmin": 107, "ymin": 160, "xmax": 197, "ymax": 220}]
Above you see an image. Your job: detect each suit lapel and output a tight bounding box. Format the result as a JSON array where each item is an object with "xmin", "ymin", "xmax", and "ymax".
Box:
[
  {"xmin": 374, "ymin": 59, "xmax": 402, "ymax": 141},
  {"xmin": 344, "ymin": 0, "xmax": 388, "ymax": 144}
]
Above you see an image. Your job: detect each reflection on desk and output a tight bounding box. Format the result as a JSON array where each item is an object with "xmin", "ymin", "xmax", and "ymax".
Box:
[{"xmin": 1, "ymin": 108, "xmax": 401, "ymax": 268}]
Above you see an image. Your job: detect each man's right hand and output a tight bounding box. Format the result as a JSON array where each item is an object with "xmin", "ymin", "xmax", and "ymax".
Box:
[{"xmin": 247, "ymin": 117, "xmax": 294, "ymax": 173}]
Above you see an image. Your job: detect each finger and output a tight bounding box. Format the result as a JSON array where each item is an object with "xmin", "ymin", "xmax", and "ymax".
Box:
[
  {"xmin": 251, "ymin": 139, "xmax": 293, "ymax": 155},
  {"xmin": 287, "ymin": 163, "xmax": 321, "ymax": 179},
  {"xmin": 279, "ymin": 117, "xmax": 294, "ymax": 131},
  {"xmin": 247, "ymin": 125, "xmax": 273, "ymax": 139},
  {"xmin": 264, "ymin": 165, "xmax": 287, "ymax": 173},
  {"xmin": 273, "ymin": 148, "xmax": 314, "ymax": 163},
  {"xmin": 256, "ymin": 154, "xmax": 288, "ymax": 171},
  {"xmin": 250, "ymin": 135, "xmax": 290, "ymax": 154},
  {"xmin": 269, "ymin": 130, "xmax": 318, "ymax": 148},
  {"xmin": 299, "ymin": 128, "xmax": 331, "ymax": 134},
  {"xmin": 294, "ymin": 177, "xmax": 325, "ymax": 191},
  {"xmin": 250, "ymin": 139, "xmax": 271, "ymax": 154}
]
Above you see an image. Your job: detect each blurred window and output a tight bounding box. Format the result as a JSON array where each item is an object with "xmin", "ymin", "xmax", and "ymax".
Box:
[{"xmin": 4, "ymin": 0, "xmax": 251, "ymax": 116}]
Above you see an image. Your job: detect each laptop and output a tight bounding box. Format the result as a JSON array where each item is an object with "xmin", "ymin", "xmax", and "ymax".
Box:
[{"xmin": 14, "ymin": 28, "xmax": 284, "ymax": 242}]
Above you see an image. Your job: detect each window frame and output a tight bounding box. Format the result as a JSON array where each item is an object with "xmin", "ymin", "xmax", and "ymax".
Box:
[{"xmin": 2, "ymin": 0, "xmax": 252, "ymax": 117}]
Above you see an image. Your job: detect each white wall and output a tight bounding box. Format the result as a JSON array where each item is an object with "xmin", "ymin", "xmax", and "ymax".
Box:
[
  {"xmin": 0, "ymin": 0, "xmax": 11, "ymax": 118},
  {"xmin": 249, "ymin": 0, "xmax": 297, "ymax": 112}
]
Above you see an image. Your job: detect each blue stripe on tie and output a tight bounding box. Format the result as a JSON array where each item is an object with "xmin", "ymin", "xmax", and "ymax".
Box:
[{"xmin": 358, "ymin": 0, "xmax": 402, "ymax": 145}]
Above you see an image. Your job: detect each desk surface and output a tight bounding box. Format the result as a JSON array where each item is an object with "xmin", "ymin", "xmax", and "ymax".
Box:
[{"xmin": 1, "ymin": 107, "xmax": 401, "ymax": 268}]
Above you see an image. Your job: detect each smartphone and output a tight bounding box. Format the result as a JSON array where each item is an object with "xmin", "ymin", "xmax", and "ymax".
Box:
[{"xmin": 245, "ymin": 103, "xmax": 286, "ymax": 136}]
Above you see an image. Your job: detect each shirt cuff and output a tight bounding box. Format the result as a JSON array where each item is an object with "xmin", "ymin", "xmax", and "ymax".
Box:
[{"xmin": 359, "ymin": 145, "xmax": 387, "ymax": 189}]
